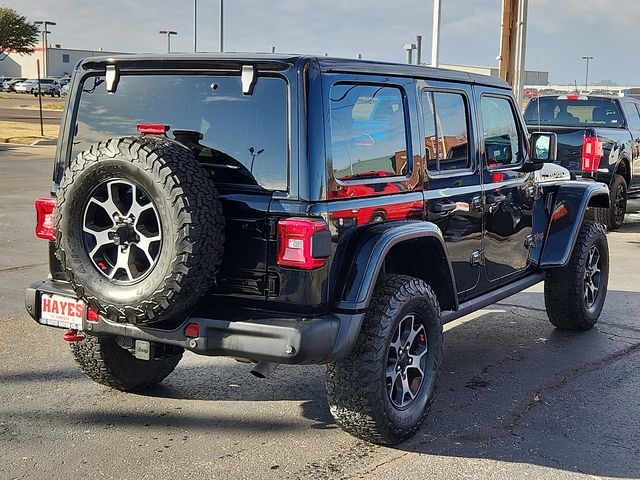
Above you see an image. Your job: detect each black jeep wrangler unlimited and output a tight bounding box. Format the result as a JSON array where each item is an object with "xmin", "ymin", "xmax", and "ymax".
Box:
[{"xmin": 27, "ymin": 54, "xmax": 610, "ymax": 445}]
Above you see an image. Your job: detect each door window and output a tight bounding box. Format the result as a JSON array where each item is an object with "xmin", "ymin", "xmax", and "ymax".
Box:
[
  {"xmin": 481, "ymin": 96, "xmax": 522, "ymax": 168},
  {"xmin": 422, "ymin": 91, "xmax": 471, "ymax": 173}
]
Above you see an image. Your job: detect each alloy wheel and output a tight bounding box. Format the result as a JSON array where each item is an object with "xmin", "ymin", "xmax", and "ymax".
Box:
[
  {"xmin": 584, "ymin": 245, "xmax": 602, "ymax": 309},
  {"xmin": 82, "ymin": 180, "xmax": 162, "ymax": 284},
  {"xmin": 386, "ymin": 314, "xmax": 428, "ymax": 409},
  {"xmin": 613, "ymin": 184, "xmax": 625, "ymax": 225}
]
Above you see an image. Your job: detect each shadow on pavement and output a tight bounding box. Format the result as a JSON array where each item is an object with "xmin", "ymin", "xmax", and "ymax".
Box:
[
  {"xmin": 2, "ymin": 290, "xmax": 638, "ymax": 477},
  {"xmin": 393, "ymin": 290, "xmax": 640, "ymax": 479}
]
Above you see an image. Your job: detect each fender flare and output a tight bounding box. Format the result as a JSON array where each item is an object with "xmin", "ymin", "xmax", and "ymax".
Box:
[
  {"xmin": 333, "ymin": 221, "xmax": 458, "ymax": 311},
  {"xmin": 539, "ymin": 181, "xmax": 610, "ymax": 268}
]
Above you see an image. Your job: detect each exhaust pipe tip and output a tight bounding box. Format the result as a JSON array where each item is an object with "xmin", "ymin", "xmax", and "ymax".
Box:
[{"xmin": 250, "ymin": 362, "xmax": 280, "ymax": 379}]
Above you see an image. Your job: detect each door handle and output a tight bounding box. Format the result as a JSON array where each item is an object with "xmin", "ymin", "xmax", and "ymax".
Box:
[
  {"xmin": 486, "ymin": 193, "xmax": 506, "ymax": 204},
  {"xmin": 432, "ymin": 200, "xmax": 457, "ymax": 213}
]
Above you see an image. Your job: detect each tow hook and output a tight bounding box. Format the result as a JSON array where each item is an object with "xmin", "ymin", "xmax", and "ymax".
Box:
[{"xmin": 63, "ymin": 329, "xmax": 85, "ymax": 342}]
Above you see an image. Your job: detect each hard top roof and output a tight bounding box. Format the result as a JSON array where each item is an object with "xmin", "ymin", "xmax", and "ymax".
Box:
[{"xmin": 78, "ymin": 52, "xmax": 510, "ymax": 89}]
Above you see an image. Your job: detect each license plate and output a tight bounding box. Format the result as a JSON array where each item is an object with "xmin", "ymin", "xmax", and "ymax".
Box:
[{"xmin": 39, "ymin": 293, "xmax": 84, "ymax": 329}]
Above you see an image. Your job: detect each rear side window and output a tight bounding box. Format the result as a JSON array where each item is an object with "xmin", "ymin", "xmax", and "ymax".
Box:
[
  {"xmin": 481, "ymin": 96, "xmax": 521, "ymax": 168},
  {"xmin": 329, "ymin": 84, "xmax": 409, "ymax": 181},
  {"xmin": 73, "ymin": 74, "xmax": 289, "ymax": 191},
  {"xmin": 621, "ymin": 102, "xmax": 640, "ymax": 130},
  {"xmin": 421, "ymin": 91, "xmax": 471, "ymax": 173},
  {"xmin": 524, "ymin": 97, "xmax": 622, "ymax": 127}
]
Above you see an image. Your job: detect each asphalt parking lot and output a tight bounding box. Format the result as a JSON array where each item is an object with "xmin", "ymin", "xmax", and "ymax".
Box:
[
  {"xmin": 1, "ymin": 144, "xmax": 639, "ymax": 480},
  {"xmin": 0, "ymin": 93, "xmax": 64, "ymax": 125}
]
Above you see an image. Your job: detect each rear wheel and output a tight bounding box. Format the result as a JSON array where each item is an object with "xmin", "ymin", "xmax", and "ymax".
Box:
[
  {"xmin": 586, "ymin": 174, "xmax": 626, "ymax": 229},
  {"xmin": 544, "ymin": 220, "xmax": 608, "ymax": 330},
  {"xmin": 326, "ymin": 274, "xmax": 443, "ymax": 445},
  {"xmin": 70, "ymin": 335, "xmax": 183, "ymax": 392},
  {"xmin": 55, "ymin": 136, "xmax": 225, "ymax": 325},
  {"xmin": 370, "ymin": 212, "xmax": 386, "ymax": 223}
]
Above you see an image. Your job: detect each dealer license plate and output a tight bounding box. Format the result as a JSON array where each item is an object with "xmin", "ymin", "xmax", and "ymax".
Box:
[{"xmin": 39, "ymin": 293, "xmax": 84, "ymax": 329}]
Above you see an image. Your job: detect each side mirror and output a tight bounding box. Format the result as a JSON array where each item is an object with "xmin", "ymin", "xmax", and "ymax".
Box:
[{"xmin": 530, "ymin": 132, "xmax": 557, "ymax": 163}]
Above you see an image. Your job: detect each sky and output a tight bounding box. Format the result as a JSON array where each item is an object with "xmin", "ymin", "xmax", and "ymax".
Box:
[{"xmin": 4, "ymin": 0, "xmax": 640, "ymax": 85}]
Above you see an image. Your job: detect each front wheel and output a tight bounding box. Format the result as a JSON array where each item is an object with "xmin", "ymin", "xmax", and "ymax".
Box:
[
  {"xmin": 544, "ymin": 220, "xmax": 608, "ymax": 330},
  {"xmin": 326, "ymin": 274, "xmax": 443, "ymax": 445}
]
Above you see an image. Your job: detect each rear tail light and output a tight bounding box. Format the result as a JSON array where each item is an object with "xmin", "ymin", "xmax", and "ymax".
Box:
[
  {"xmin": 277, "ymin": 218, "xmax": 331, "ymax": 270},
  {"xmin": 582, "ymin": 136, "xmax": 603, "ymax": 172},
  {"xmin": 35, "ymin": 196, "xmax": 57, "ymax": 240}
]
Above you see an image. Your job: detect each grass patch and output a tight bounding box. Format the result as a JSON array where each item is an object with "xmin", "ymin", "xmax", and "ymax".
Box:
[
  {"xmin": 41, "ymin": 101, "xmax": 65, "ymax": 110},
  {"xmin": 21, "ymin": 100, "xmax": 65, "ymax": 111},
  {"xmin": 0, "ymin": 120, "xmax": 59, "ymax": 144}
]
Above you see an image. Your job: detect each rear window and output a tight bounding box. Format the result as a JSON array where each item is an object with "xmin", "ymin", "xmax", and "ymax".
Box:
[
  {"xmin": 524, "ymin": 97, "xmax": 622, "ymax": 127},
  {"xmin": 72, "ymin": 74, "xmax": 289, "ymax": 191}
]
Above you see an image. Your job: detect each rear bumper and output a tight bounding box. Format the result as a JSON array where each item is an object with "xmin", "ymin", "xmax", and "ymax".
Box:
[{"xmin": 26, "ymin": 279, "xmax": 364, "ymax": 365}]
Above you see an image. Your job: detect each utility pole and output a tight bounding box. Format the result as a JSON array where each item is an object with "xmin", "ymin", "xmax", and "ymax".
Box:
[
  {"xmin": 498, "ymin": 0, "xmax": 528, "ymax": 105},
  {"xmin": 582, "ymin": 56, "xmax": 593, "ymax": 92},
  {"xmin": 34, "ymin": 21, "xmax": 56, "ymax": 77},
  {"xmin": 431, "ymin": 0, "xmax": 441, "ymax": 67},
  {"xmin": 159, "ymin": 30, "xmax": 178, "ymax": 53},
  {"xmin": 193, "ymin": 0, "xmax": 197, "ymax": 52},
  {"xmin": 219, "ymin": 0, "xmax": 224, "ymax": 52},
  {"xmin": 416, "ymin": 35, "xmax": 423, "ymax": 65}
]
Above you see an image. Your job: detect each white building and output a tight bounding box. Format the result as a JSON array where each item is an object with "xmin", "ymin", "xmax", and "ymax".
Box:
[
  {"xmin": 438, "ymin": 63, "xmax": 550, "ymax": 86},
  {"xmin": 0, "ymin": 40, "xmax": 125, "ymax": 78}
]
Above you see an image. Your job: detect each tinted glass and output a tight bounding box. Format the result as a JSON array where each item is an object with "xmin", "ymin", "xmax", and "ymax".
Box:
[
  {"xmin": 621, "ymin": 102, "xmax": 640, "ymax": 130},
  {"xmin": 481, "ymin": 96, "xmax": 521, "ymax": 167},
  {"xmin": 422, "ymin": 92, "xmax": 438, "ymax": 171},
  {"xmin": 524, "ymin": 97, "xmax": 622, "ymax": 127},
  {"xmin": 74, "ymin": 75, "xmax": 289, "ymax": 190},
  {"xmin": 330, "ymin": 84, "xmax": 408, "ymax": 180},
  {"xmin": 423, "ymin": 92, "xmax": 470, "ymax": 172}
]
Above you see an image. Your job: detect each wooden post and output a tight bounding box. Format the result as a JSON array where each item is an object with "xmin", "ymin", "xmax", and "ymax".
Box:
[{"xmin": 498, "ymin": 0, "xmax": 517, "ymax": 83}]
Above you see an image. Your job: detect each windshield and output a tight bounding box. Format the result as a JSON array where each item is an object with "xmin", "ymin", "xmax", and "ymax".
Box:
[
  {"xmin": 524, "ymin": 97, "xmax": 622, "ymax": 127},
  {"xmin": 72, "ymin": 74, "xmax": 289, "ymax": 191}
]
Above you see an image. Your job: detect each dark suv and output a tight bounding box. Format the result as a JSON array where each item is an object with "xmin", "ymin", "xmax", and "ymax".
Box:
[{"xmin": 27, "ymin": 54, "xmax": 610, "ymax": 445}]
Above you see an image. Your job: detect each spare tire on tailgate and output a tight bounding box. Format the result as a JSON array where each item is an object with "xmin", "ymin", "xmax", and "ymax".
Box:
[{"xmin": 55, "ymin": 136, "xmax": 224, "ymax": 324}]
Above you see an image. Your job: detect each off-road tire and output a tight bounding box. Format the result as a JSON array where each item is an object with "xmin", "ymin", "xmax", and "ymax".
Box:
[
  {"xmin": 70, "ymin": 335, "xmax": 183, "ymax": 392},
  {"xmin": 544, "ymin": 220, "xmax": 608, "ymax": 330},
  {"xmin": 326, "ymin": 274, "xmax": 443, "ymax": 445},
  {"xmin": 586, "ymin": 174, "xmax": 626, "ymax": 229},
  {"xmin": 56, "ymin": 136, "xmax": 224, "ymax": 325}
]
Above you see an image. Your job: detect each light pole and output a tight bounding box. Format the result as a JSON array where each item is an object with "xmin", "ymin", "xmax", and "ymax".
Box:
[
  {"xmin": 582, "ymin": 56, "xmax": 594, "ymax": 92},
  {"xmin": 431, "ymin": 0, "xmax": 441, "ymax": 67},
  {"xmin": 193, "ymin": 0, "xmax": 197, "ymax": 52},
  {"xmin": 218, "ymin": 0, "xmax": 224, "ymax": 52},
  {"xmin": 159, "ymin": 30, "xmax": 178, "ymax": 53},
  {"xmin": 34, "ymin": 21, "xmax": 56, "ymax": 77}
]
